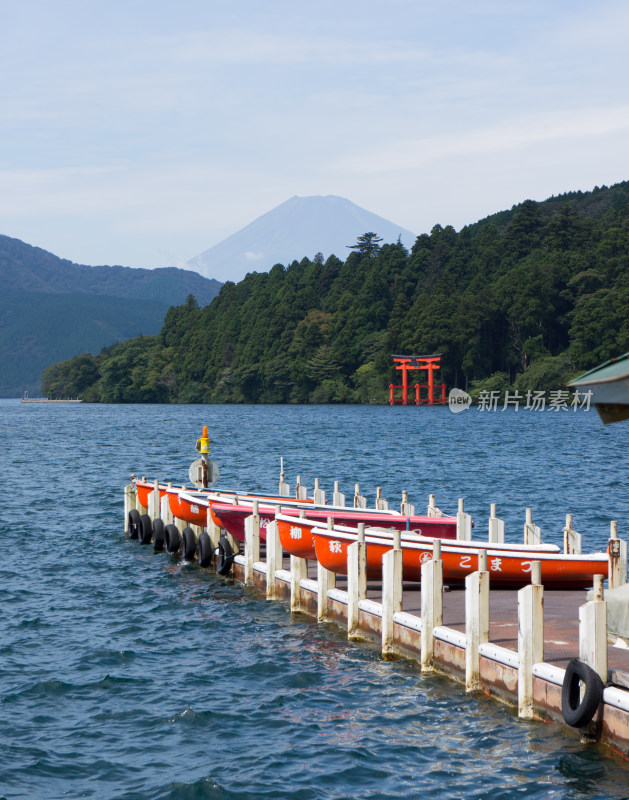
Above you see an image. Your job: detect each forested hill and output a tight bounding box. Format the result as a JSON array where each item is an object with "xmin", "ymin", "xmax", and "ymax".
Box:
[
  {"xmin": 42, "ymin": 181, "xmax": 629, "ymax": 404},
  {"xmin": 0, "ymin": 235, "xmax": 222, "ymax": 395},
  {"xmin": 0, "ymin": 235, "xmax": 221, "ymax": 304}
]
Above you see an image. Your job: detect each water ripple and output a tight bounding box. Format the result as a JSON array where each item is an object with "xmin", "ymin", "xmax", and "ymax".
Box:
[{"xmin": 1, "ymin": 401, "xmax": 628, "ymax": 799}]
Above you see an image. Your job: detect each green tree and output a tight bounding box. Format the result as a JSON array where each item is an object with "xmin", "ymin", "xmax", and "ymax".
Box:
[{"xmin": 346, "ymin": 232, "xmax": 383, "ymax": 258}]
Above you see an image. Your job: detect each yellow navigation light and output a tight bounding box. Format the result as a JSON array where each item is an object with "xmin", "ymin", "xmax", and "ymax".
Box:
[{"xmin": 195, "ymin": 425, "xmax": 211, "ymax": 454}]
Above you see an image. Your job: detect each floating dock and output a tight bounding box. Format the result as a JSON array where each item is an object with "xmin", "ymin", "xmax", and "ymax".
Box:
[
  {"xmin": 124, "ymin": 478, "xmax": 629, "ymax": 759},
  {"xmin": 21, "ymin": 391, "xmax": 82, "ymax": 403}
]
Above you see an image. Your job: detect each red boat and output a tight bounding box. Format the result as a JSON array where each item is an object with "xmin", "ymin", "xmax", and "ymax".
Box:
[
  {"xmin": 208, "ymin": 500, "xmax": 459, "ymax": 546},
  {"xmin": 311, "ymin": 525, "xmax": 608, "ymax": 589},
  {"xmin": 177, "ymin": 491, "xmax": 322, "ymax": 530},
  {"xmin": 275, "ymin": 511, "xmax": 458, "ymax": 560}
]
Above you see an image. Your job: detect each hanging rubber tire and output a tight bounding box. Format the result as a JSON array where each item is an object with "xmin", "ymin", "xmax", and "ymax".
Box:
[
  {"xmin": 215, "ymin": 535, "xmax": 235, "ymax": 576},
  {"xmin": 128, "ymin": 509, "xmax": 141, "ymax": 539},
  {"xmin": 561, "ymin": 658, "xmax": 604, "ymax": 727},
  {"xmin": 152, "ymin": 518, "xmax": 165, "ymax": 552},
  {"xmin": 197, "ymin": 532, "xmax": 213, "ymax": 568},
  {"xmin": 139, "ymin": 514, "xmax": 153, "ymax": 545},
  {"xmin": 164, "ymin": 524, "xmax": 181, "ymax": 554},
  {"xmin": 182, "ymin": 527, "xmax": 197, "ymax": 561}
]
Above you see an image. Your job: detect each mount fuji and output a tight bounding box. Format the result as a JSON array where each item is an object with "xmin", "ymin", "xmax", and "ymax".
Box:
[{"xmin": 187, "ymin": 195, "xmax": 417, "ymax": 283}]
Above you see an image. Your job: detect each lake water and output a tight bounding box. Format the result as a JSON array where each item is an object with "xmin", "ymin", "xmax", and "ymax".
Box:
[{"xmin": 1, "ymin": 400, "xmax": 629, "ymax": 799}]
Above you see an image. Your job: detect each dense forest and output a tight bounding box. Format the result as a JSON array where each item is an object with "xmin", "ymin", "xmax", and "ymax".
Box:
[{"xmin": 42, "ymin": 182, "xmax": 629, "ymax": 404}]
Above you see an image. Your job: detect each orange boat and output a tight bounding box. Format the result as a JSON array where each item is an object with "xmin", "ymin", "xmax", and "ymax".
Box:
[
  {"xmin": 134, "ymin": 479, "xmax": 168, "ymax": 509},
  {"xmin": 311, "ymin": 525, "xmax": 608, "ymax": 589},
  {"xmin": 133, "ymin": 479, "xmax": 310, "ymax": 526},
  {"xmin": 275, "ymin": 511, "xmax": 458, "ymax": 560}
]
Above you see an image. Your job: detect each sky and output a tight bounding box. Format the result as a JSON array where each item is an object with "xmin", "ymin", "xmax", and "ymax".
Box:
[{"xmin": 1, "ymin": 0, "xmax": 628, "ymax": 273}]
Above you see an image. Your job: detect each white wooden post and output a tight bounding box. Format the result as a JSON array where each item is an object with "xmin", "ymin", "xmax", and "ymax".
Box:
[
  {"xmin": 524, "ymin": 508, "xmax": 542, "ymax": 546},
  {"xmin": 173, "ymin": 484, "xmax": 186, "ymax": 533},
  {"xmin": 317, "ymin": 518, "xmax": 336, "ymax": 621},
  {"xmin": 295, "ymin": 475, "xmax": 308, "ymax": 500},
  {"xmin": 427, "ymin": 493, "xmax": 436, "ymax": 517},
  {"xmin": 563, "ymin": 513, "xmax": 582, "ymax": 555},
  {"xmin": 488, "ymin": 503, "xmax": 505, "ymax": 544},
  {"xmin": 137, "ymin": 477, "xmax": 148, "ymax": 514},
  {"xmin": 353, "ymin": 483, "xmax": 367, "ymax": 509},
  {"xmin": 465, "ymin": 550, "xmax": 489, "ymax": 691},
  {"xmin": 317, "ymin": 561, "xmax": 335, "ymax": 621},
  {"xmin": 579, "ymin": 575, "xmax": 607, "ymax": 682},
  {"xmin": 347, "ymin": 523, "xmax": 366, "ymax": 640},
  {"xmin": 400, "ymin": 490, "xmax": 415, "ymax": 516},
  {"xmin": 290, "ymin": 555, "xmax": 308, "ymax": 613},
  {"xmin": 124, "ymin": 483, "xmax": 136, "ymax": 531},
  {"xmin": 278, "ymin": 457, "xmax": 290, "ymax": 496},
  {"xmin": 333, "ymin": 481, "xmax": 345, "ymax": 507},
  {"xmin": 382, "ymin": 530, "xmax": 403, "ymax": 657},
  {"xmin": 147, "ymin": 479, "xmax": 160, "ymax": 520},
  {"xmin": 266, "ymin": 518, "xmax": 283, "ymax": 600},
  {"xmin": 518, "ymin": 561, "xmax": 544, "ymax": 718},
  {"xmin": 313, "ymin": 478, "xmax": 326, "ymax": 506},
  {"xmin": 244, "ymin": 502, "xmax": 260, "ymax": 585},
  {"xmin": 160, "ymin": 493, "xmax": 174, "ymax": 525},
  {"xmin": 223, "ymin": 528, "xmax": 239, "ymax": 555},
  {"xmin": 456, "ymin": 498, "xmax": 472, "ymax": 541},
  {"xmin": 427, "ymin": 494, "xmax": 445, "ymax": 517},
  {"xmin": 175, "ymin": 513, "xmax": 186, "ymax": 534},
  {"xmin": 206, "ymin": 507, "xmax": 221, "ymax": 551},
  {"xmin": 375, "ymin": 487, "xmax": 389, "ymax": 511},
  {"xmin": 147, "ymin": 490, "xmax": 157, "ymax": 520},
  {"xmin": 608, "ymin": 520, "xmax": 627, "ymax": 588},
  {"xmin": 421, "ymin": 540, "xmax": 443, "ymax": 672}
]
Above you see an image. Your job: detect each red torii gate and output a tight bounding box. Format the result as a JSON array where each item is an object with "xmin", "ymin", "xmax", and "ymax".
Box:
[{"xmin": 389, "ymin": 354, "xmax": 446, "ymax": 406}]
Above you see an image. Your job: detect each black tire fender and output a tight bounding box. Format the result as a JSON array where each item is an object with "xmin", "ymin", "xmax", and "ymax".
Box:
[
  {"xmin": 128, "ymin": 509, "xmax": 141, "ymax": 539},
  {"xmin": 139, "ymin": 514, "xmax": 153, "ymax": 545},
  {"xmin": 164, "ymin": 524, "xmax": 181, "ymax": 554},
  {"xmin": 197, "ymin": 532, "xmax": 213, "ymax": 568},
  {"xmin": 561, "ymin": 658, "xmax": 604, "ymax": 727},
  {"xmin": 182, "ymin": 527, "xmax": 197, "ymax": 561},
  {"xmin": 215, "ymin": 535, "xmax": 235, "ymax": 576},
  {"xmin": 152, "ymin": 518, "xmax": 165, "ymax": 552}
]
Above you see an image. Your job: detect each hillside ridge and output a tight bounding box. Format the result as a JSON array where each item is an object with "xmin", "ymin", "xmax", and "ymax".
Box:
[
  {"xmin": 0, "ymin": 235, "xmax": 222, "ymax": 395},
  {"xmin": 41, "ymin": 179, "xmax": 629, "ymax": 404}
]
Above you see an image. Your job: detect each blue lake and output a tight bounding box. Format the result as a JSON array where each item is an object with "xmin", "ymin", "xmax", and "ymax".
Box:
[{"xmin": 1, "ymin": 400, "xmax": 629, "ymax": 799}]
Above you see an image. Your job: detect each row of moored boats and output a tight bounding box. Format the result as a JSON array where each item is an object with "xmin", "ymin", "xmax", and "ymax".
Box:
[{"xmin": 132, "ymin": 479, "xmax": 610, "ymax": 589}]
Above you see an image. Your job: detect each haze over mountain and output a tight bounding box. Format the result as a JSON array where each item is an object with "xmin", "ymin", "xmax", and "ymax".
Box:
[
  {"xmin": 0, "ymin": 235, "xmax": 222, "ymax": 396},
  {"xmin": 187, "ymin": 195, "xmax": 417, "ymax": 283}
]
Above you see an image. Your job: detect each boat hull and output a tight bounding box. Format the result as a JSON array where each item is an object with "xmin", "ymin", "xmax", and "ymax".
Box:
[
  {"xmin": 276, "ymin": 513, "xmax": 458, "ymax": 559},
  {"xmin": 212, "ymin": 505, "xmax": 458, "ymax": 549},
  {"xmin": 312, "ymin": 528, "xmax": 608, "ymax": 589}
]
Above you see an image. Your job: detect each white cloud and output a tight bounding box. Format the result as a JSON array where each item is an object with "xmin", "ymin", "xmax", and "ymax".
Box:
[
  {"xmin": 1, "ymin": 1, "xmax": 628, "ymax": 268},
  {"xmin": 334, "ymin": 105, "xmax": 629, "ymax": 174}
]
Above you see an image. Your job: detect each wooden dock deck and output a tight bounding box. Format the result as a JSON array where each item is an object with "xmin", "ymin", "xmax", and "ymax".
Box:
[{"xmin": 307, "ymin": 563, "xmax": 629, "ymax": 675}]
